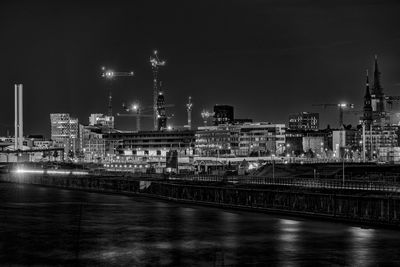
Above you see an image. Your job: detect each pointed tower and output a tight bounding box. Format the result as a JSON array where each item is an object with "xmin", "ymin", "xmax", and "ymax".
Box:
[
  {"xmin": 371, "ymin": 55, "xmax": 385, "ymax": 114},
  {"xmin": 362, "ymin": 70, "xmax": 373, "ymax": 127},
  {"xmin": 373, "ymin": 55, "xmax": 383, "ymax": 96}
]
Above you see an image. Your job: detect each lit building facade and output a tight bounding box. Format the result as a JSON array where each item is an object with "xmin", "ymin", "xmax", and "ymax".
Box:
[
  {"xmin": 288, "ymin": 112, "xmax": 319, "ymax": 130},
  {"xmin": 81, "ymin": 126, "xmax": 106, "ymax": 161},
  {"xmin": 356, "ymin": 125, "xmax": 400, "ymax": 160},
  {"xmin": 195, "ymin": 123, "xmax": 285, "ymax": 156},
  {"xmin": 195, "ymin": 125, "xmax": 239, "ymax": 156},
  {"xmin": 50, "ymin": 113, "xmax": 80, "ymax": 154},
  {"xmin": 238, "ymin": 123, "xmax": 286, "ymax": 156},
  {"xmin": 89, "ymin": 113, "xmax": 114, "ymax": 129},
  {"xmin": 105, "ymin": 130, "xmax": 196, "ymax": 160}
]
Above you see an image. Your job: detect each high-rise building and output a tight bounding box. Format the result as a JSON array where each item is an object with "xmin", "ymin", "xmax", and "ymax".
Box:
[
  {"xmin": 288, "ymin": 112, "xmax": 319, "ymax": 130},
  {"xmin": 50, "ymin": 113, "xmax": 79, "ymax": 154},
  {"xmin": 157, "ymin": 92, "xmax": 167, "ymax": 130},
  {"xmin": 213, "ymin": 105, "xmax": 234, "ymax": 125}
]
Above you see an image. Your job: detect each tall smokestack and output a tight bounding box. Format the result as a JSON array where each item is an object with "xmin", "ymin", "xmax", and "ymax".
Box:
[
  {"xmin": 14, "ymin": 84, "xmax": 23, "ymax": 150},
  {"xmin": 14, "ymin": 85, "xmax": 18, "ymax": 150},
  {"xmin": 19, "ymin": 84, "xmax": 23, "ymax": 148}
]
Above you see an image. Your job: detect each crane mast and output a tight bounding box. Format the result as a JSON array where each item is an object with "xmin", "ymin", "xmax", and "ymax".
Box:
[
  {"xmin": 313, "ymin": 102, "xmax": 354, "ymax": 159},
  {"xmin": 118, "ymin": 103, "xmax": 152, "ymax": 132},
  {"xmin": 186, "ymin": 96, "xmax": 193, "ymax": 129}
]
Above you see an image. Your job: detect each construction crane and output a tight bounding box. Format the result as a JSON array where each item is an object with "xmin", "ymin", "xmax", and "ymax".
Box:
[
  {"xmin": 150, "ymin": 50, "xmax": 166, "ymax": 130},
  {"xmin": 313, "ymin": 103, "xmax": 354, "ymax": 159},
  {"xmin": 343, "ymin": 109, "xmax": 369, "ymax": 162},
  {"xmin": 186, "ymin": 96, "xmax": 193, "ymax": 129},
  {"xmin": 312, "ymin": 103, "xmax": 354, "ymax": 129},
  {"xmin": 101, "ymin": 66, "xmax": 134, "ymax": 116},
  {"xmin": 117, "ymin": 102, "xmax": 152, "ymax": 132},
  {"xmin": 201, "ymin": 110, "xmax": 213, "ymax": 126}
]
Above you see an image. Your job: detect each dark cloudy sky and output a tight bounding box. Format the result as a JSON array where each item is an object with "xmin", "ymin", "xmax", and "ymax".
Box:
[{"xmin": 1, "ymin": 0, "xmax": 400, "ymax": 137}]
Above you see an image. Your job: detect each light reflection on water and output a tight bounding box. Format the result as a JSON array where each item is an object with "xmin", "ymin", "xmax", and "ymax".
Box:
[
  {"xmin": 1, "ymin": 183, "xmax": 400, "ymax": 266},
  {"xmin": 277, "ymin": 218, "xmax": 301, "ymax": 267},
  {"xmin": 348, "ymin": 227, "xmax": 375, "ymax": 266}
]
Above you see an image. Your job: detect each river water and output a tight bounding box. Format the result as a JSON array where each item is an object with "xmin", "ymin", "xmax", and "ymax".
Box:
[{"xmin": 0, "ymin": 183, "xmax": 400, "ymax": 266}]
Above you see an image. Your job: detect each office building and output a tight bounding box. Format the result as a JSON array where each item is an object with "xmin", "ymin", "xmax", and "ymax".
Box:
[
  {"xmin": 89, "ymin": 113, "xmax": 114, "ymax": 129},
  {"xmin": 50, "ymin": 113, "xmax": 80, "ymax": 154},
  {"xmin": 288, "ymin": 112, "xmax": 319, "ymax": 130},
  {"xmin": 105, "ymin": 130, "xmax": 196, "ymax": 160},
  {"xmin": 213, "ymin": 105, "xmax": 234, "ymax": 125}
]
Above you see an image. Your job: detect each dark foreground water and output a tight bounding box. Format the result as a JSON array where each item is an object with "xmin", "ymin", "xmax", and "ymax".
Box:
[{"xmin": 1, "ymin": 183, "xmax": 400, "ymax": 266}]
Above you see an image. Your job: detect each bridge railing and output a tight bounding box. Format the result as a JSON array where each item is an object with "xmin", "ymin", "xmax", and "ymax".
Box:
[{"xmin": 166, "ymin": 174, "xmax": 400, "ymax": 192}]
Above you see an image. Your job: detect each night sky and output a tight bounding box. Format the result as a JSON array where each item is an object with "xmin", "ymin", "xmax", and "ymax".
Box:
[{"xmin": 1, "ymin": 0, "xmax": 400, "ymax": 137}]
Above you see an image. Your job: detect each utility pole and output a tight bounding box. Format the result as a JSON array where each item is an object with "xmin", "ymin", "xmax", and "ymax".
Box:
[
  {"xmin": 150, "ymin": 50, "xmax": 166, "ymax": 130},
  {"xmin": 362, "ymin": 123, "xmax": 366, "ymax": 162}
]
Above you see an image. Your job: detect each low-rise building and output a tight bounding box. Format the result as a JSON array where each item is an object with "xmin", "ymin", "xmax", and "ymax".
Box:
[
  {"xmin": 105, "ymin": 130, "xmax": 196, "ymax": 161},
  {"xmin": 356, "ymin": 125, "xmax": 400, "ymax": 160},
  {"xmin": 195, "ymin": 122, "xmax": 286, "ymax": 157}
]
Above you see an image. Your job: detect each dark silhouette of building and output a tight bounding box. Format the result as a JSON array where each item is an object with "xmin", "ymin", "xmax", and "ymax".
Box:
[
  {"xmin": 213, "ymin": 105, "xmax": 234, "ymax": 125},
  {"xmin": 371, "ymin": 55, "xmax": 387, "ymax": 124}
]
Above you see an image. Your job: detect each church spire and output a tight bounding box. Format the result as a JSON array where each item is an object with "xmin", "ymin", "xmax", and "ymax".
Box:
[
  {"xmin": 373, "ymin": 54, "xmax": 383, "ymax": 96},
  {"xmin": 363, "ymin": 69, "xmax": 373, "ymax": 127},
  {"xmin": 365, "ymin": 69, "xmax": 370, "ymax": 97}
]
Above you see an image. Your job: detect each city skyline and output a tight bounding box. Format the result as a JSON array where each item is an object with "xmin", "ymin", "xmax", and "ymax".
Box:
[{"xmin": 1, "ymin": 0, "xmax": 400, "ymax": 136}]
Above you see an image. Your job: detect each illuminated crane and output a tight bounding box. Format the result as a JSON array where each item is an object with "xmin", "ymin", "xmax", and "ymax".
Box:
[
  {"xmin": 150, "ymin": 50, "xmax": 166, "ymax": 130},
  {"xmin": 186, "ymin": 96, "xmax": 193, "ymax": 129},
  {"xmin": 312, "ymin": 103, "xmax": 354, "ymax": 129},
  {"xmin": 313, "ymin": 103, "xmax": 354, "ymax": 159},
  {"xmin": 117, "ymin": 102, "xmax": 152, "ymax": 132},
  {"xmin": 101, "ymin": 66, "xmax": 134, "ymax": 116}
]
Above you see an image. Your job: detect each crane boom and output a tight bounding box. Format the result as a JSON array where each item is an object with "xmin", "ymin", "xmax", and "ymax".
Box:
[{"xmin": 101, "ymin": 66, "xmax": 134, "ymax": 117}]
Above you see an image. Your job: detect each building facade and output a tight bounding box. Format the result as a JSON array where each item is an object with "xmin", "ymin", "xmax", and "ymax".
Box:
[
  {"xmin": 213, "ymin": 105, "xmax": 234, "ymax": 125},
  {"xmin": 356, "ymin": 125, "xmax": 400, "ymax": 160},
  {"xmin": 50, "ymin": 113, "xmax": 80, "ymax": 154},
  {"xmin": 195, "ymin": 123, "xmax": 286, "ymax": 156},
  {"xmin": 105, "ymin": 130, "xmax": 196, "ymax": 160},
  {"xmin": 332, "ymin": 129, "xmax": 358, "ymax": 158},
  {"xmin": 81, "ymin": 126, "xmax": 106, "ymax": 162},
  {"xmin": 195, "ymin": 125, "xmax": 238, "ymax": 156},
  {"xmin": 89, "ymin": 113, "xmax": 114, "ymax": 129},
  {"xmin": 288, "ymin": 112, "xmax": 319, "ymax": 130}
]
